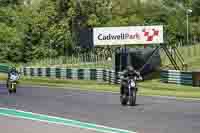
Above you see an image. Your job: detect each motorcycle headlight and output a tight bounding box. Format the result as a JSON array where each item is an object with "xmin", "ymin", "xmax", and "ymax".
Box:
[
  {"xmin": 10, "ymin": 74, "xmax": 19, "ymax": 81},
  {"xmin": 130, "ymin": 81, "xmax": 136, "ymax": 87}
]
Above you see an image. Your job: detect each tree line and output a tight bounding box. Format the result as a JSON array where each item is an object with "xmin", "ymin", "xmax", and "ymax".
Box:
[{"xmin": 0, "ymin": 0, "xmax": 200, "ymax": 63}]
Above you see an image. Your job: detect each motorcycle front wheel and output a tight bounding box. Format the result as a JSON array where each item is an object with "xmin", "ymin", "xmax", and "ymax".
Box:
[
  {"xmin": 120, "ymin": 95, "xmax": 128, "ymax": 106},
  {"xmin": 129, "ymin": 88, "xmax": 136, "ymax": 106},
  {"xmin": 8, "ymin": 82, "xmax": 12, "ymax": 94},
  {"xmin": 8, "ymin": 82, "xmax": 16, "ymax": 94},
  {"xmin": 12, "ymin": 83, "xmax": 16, "ymax": 93}
]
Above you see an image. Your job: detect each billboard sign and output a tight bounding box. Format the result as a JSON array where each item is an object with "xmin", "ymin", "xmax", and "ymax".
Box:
[{"xmin": 93, "ymin": 25, "xmax": 164, "ymax": 46}]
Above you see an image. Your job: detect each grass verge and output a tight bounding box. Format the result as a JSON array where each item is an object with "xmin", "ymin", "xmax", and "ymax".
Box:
[
  {"xmin": 1, "ymin": 73, "xmax": 200, "ymax": 99},
  {"xmin": 0, "ymin": 73, "xmax": 7, "ymax": 80}
]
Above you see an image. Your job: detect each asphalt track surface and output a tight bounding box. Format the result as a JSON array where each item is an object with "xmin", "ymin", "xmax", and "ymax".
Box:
[{"xmin": 1, "ymin": 83, "xmax": 200, "ymax": 133}]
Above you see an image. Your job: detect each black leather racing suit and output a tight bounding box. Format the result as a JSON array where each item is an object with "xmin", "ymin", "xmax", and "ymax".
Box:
[
  {"xmin": 120, "ymin": 69, "xmax": 141, "ymax": 95},
  {"xmin": 6, "ymin": 68, "xmax": 19, "ymax": 88}
]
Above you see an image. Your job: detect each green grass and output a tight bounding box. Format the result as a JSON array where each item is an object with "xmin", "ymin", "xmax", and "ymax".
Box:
[
  {"xmin": 48, "ymin": 62, "xmax": 112, "ymax": 69},
  {"xmin": 138, "ymin": 79, "xmax": 200, "ymax": 98},
  {"xmin": 1, "ymin": 73, "xmax": 200, "ymax": 99},
  {"xmin": 186, "ymin": 56, "xmax": 200, "ymax": 70},
  {"xmin": 21, "ymin": 77, "xmax": 120, "ymax": 92},
  {"xmin": 20, "ymin": 77, "xmax": 200, "ymax": 99},
  {"xmin": 27, "ymin": 55, "xmax": 112, "ymax": 69},
  {"xmin": 0, "ymin": 73, "xmax": 7, "ymax": 80},
  {"xmin": 160, "ymin": 44, "xmax": 200, "ymax": 70},
  {"xmin": 26, "ymin": 44, "xmax": 200, "ymax": 70},
  {"xmin": 2, "ymin": 44, "xmax": 200, "ymax": 99},
  {"xmin": 161, "ymin": 56, "xmax": 200, "ymax": 71}
]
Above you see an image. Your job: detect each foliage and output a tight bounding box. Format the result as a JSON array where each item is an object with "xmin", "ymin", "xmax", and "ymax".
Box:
[{"xmin": 0, "ymin": 0, "xmax": 200, "ymax": 63}]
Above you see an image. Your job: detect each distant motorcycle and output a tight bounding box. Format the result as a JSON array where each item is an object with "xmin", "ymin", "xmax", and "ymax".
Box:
[
  {"xmin": 7, "ymin": 72, "xmax": 20, "ymax": 94},
  {"xmin": 120, "ymin": 75, "xmax": 142, "ymax": 106}
]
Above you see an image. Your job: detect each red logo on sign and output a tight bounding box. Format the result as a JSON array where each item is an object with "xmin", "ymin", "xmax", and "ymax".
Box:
[{"xmin": 142, "ymin": 28, "xmax": 159, "ymax": 41}]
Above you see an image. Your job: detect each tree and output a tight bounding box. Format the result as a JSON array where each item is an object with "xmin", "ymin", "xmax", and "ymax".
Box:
[{"xmin": 0, "ymin": 0, "xmax": 200, "ymax": 63}]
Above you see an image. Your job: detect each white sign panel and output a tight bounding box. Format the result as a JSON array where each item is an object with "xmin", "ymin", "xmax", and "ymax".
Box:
[{"xmin": 93, "ymin": 25, "xmax": 164, "ymax": 46}]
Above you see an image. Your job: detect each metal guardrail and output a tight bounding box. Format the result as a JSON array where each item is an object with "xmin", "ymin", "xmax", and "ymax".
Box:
[
  {"xmin": 0, "ymin": 64, "xmax": 9, "ymax": 73},
  {"xmin": 160, "ymin": 69, "xmax": 200, "ymax": 87},
  {"xmin": 21, "ymin": 67, "xmax": 200, "ymax": 87},
  {"xmin": 20, "ymin": 67, "xmax": 122, "ymax": 84}
]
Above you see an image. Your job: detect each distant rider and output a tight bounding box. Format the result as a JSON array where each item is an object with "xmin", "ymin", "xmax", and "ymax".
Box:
[{"xmin": 7, "ymin": 67, "xmax": 19, "ymax": 88}]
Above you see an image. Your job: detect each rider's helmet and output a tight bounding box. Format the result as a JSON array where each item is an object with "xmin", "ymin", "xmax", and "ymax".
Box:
[
  {"xmin": 11, "ymin": 67, "xmax": 16, "ymax": 72},
  {"xmin": 9, "ymin": 67, "xmax": 17, "ymax": 75},
  {"xmin": 9, "ymin": 67, "xmax": 19, "ymax": 80},
  {"xmin": 127, "ymin": 65, "xmax": 135, "ymax": 73},
  {"xmin": 126, "ymin": 65, "xmax": 137, "ymax": 78}
]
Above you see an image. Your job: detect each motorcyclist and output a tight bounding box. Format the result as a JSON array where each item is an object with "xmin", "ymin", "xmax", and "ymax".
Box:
[
  {"xmin": 6, "ymin": 67, "xmax": 19, "ymax": 88},
  {"xmin": 120, "ymin": 65, "xmax": 142, "ymax": 96}
]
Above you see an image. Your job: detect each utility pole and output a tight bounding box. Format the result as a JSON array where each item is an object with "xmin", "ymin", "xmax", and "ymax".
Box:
[{"xmin": 186, "ymin": 9, "xmax": 192, "ymax": 45}]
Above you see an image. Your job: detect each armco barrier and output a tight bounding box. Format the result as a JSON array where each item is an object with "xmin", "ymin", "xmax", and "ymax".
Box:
[
  {"xmin": 20, "ymin": 67, "xmax": 200, "ymax": 87},
  {"xmin": 0, "ymin": 64, "xmax": 9, "ymax": 73},
  {"xmin": 20, "ymin": 67, "xmax": 122, "ymax": 84},
  {"xmin": 161, "ymin": 69, "xmax": 200, "ymax": 87}
]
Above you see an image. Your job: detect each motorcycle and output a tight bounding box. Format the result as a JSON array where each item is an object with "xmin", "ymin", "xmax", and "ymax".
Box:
[
  {"xmin": 120, "ymin": 75, "xmax": 142, "ymax": 106},
  {"xmin": 8, "ymin": 72, "xmax": 20, "ymax": 94}
]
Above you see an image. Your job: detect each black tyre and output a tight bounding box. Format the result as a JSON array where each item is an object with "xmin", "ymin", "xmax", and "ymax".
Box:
[
  {"xmin": 13, "ymin": 88, "xmax": 16, "ymax": 93},
  {"xmin": 12, "ymin": 83, "xmax": 16, "ymax": 93},
  {"xmin": 129, "ymin": 89, "xmax": 136, "ymax": 106},
  {"xmin": 120, "ymin": 95, "xmax": 128, "ymax": 106},
  {"xmin": 8, "ymin": 82, "xmax": 12, "ymax": 94},
  {"xmin": 8, "ymin": 89, "xmax": 12, "ymax": 94}
]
